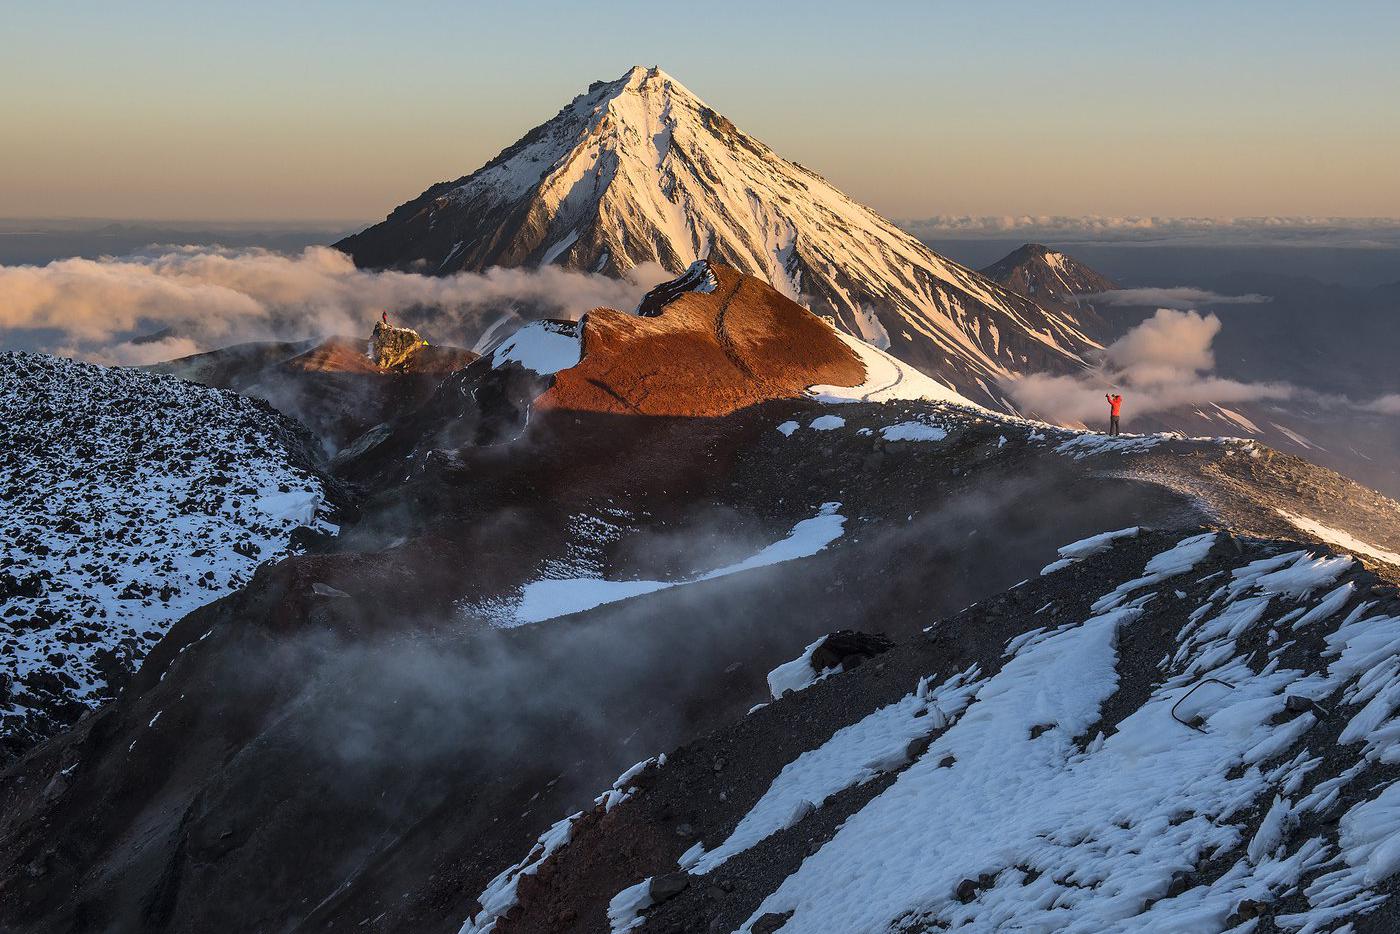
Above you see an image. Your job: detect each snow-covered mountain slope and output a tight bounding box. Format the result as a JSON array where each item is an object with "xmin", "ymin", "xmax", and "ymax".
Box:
[
  {"xmin": 0, "ymin": 352, "xmax": 335, "ymax": 761},
  {"xmin": 483, "ymin": 527, "xmax": 1400, "ymax": 934},
  {"xmin": 335, "ymin": 66, "xmax": 1101, "ymax": 409},
  {"xmin": 8, "ymin": 353, "xmax": 1400, "ymax": 934}
]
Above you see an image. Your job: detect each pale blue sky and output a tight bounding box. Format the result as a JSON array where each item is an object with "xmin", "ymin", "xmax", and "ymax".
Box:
[{"xmin": 2, "ymin": 0, "xmax": 1398, "ymax": 220}]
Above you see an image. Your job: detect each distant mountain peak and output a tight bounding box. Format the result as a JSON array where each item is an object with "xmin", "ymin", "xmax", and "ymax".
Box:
[
  {"xmin": 980, "ymin": 242, "xmax": 1118, "ymax": 301},
  {"xmin": 336, "ymin": 69, "xmax": 1105, "ymax": 408}
]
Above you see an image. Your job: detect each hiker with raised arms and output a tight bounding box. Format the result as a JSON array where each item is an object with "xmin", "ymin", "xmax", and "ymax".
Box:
[{"xmin": 1105, "ymin": 392, "xmax": 1123, "ymax": 436}]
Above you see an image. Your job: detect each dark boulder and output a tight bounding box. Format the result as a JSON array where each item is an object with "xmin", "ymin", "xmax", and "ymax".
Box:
[{"xmin": 810, "ymin": 630, "xmax": 895, "ymax": 673}]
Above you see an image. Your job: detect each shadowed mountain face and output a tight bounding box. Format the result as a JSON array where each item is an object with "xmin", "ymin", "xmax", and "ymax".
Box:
[
  {"xmin": 3, "ymin": 267, "xmax": 1399, "ymax": 934},
  {"xmin": 334, "ymin": 67, "xmax": 1102, "ymax": 410}
]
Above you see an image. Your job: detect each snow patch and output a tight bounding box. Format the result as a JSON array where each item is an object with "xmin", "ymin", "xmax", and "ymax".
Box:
[
  {"xmin": 485, "ymin": 504, "xmax": 846, "ymax": 626},
  {"xmin": 490, "ymin": 321, "xmax": 580, "ymax": 376},
  {"xmin": 1276, "ymin": 509, "xmax": 1400, "ymax": 567},
  {"xmin": 809, "ymin": 330, "xmax": 977, "ymax": 407},
  {"xmin": 697, "ymin": 668, "xmax": 981, "ymax": 875},
  {"xmin": 879, "ymin": 421, "xmax": 948, "ymax": 442},
  {"xmin": 1054, "ymin": 432, "xmax": 1163, "ymax": 459},
  {"xmin": 766, "ymin": 638, "xmax": 832, "ymax": 699},
  {"xmin": 459, "ymin": 811, "xmax": 582, "ymax": 934},
  {"xmin": 1042, "ymin": 527, "xmax": 1140, "ymax": 575}
]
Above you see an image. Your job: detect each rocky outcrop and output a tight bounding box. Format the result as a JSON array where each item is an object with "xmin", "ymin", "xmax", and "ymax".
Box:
[
  {"xmin": 808, "ymin": 630, "xmax": 894, "ymax": 673},
  {"xmin": 636, "ymin": 260, "xmax": 719, "ymax": 317},
  {"xmin": 152, "ymin": 334, "xmax": 477, "ymax": 450},
  {"xmin": 370, "ymin": 322, "xmax": 428, "ymax": 369}
]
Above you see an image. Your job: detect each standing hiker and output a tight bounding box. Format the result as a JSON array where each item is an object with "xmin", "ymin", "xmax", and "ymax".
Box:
[
  {"xmin": 381, "ymin": 310, "xmax": 390, "ymax": 328},
  {"xmin": 1106, "ymin": 393, "xmax": 1123, "ymax": 436}
]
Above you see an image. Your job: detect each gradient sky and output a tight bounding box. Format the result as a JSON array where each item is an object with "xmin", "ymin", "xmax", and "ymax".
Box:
[{"xmin": 3, "ymin": 0, "xmax": 1398, "ymax": 222}]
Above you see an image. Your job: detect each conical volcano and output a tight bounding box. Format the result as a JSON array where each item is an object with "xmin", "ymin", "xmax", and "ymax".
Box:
[{"xmin": 336, "ymin": 66, "xmax": 1100, "ymax": 408}]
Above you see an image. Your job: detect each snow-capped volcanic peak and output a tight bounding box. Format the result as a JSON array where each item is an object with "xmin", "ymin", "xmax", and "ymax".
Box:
[{"xmin": 336, "ymin": 67, "xmax": 1103, "ymax": 409}]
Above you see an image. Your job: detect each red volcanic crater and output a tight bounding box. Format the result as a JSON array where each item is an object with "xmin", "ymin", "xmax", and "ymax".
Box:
[{"xmin": 539, "ymin": 264, "xmax": 866, "ymax": 418}]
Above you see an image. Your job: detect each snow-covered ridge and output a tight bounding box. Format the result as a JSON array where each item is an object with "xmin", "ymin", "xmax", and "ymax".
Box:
[
  {"xmin": 486, "ymin": 526, "xmax": 1400, "ymax": 933},
  {"xmin": 0, "ymin": 352, "xmax": 334, "ymax": 759},
  {"xmin": 337, "ymin": 67, "xmax": 1104, "ymax": 409},
  {"xmin": 736, "ymin": 532, "xmax": 1383, "ymax": 933},
  {"xmin": 808, "ymin": 328, "xmax": 975, "ymax": 408}
]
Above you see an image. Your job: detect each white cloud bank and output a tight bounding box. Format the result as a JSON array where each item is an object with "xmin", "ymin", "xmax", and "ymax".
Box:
[
  {"xmin": 1363, "ymin": 394, "xmax": 1400, "ymax": 416},
  {"xmin": 0, "ymin": 245, "xmax": 669, "ymax": 364},
  {"xmin": 1088, "ymin": 287, "xmax": 1271, "ymax": 309},
  {"xmin": 1006, "ymin": 308, "xmax": 1295, "ymax": 422},
  {"xmin": 1008, "ymin": 305, "xmax": 1400, "ymax": 424},
  {"xmin": 901, "ymin": 215, "xmax": 1400, "ymax": 247}
]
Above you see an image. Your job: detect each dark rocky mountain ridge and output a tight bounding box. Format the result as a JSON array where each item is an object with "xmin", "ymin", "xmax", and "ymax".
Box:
[{"xmin": 3, "ymin": 267, "xmax": 1399, "ymax": 933}]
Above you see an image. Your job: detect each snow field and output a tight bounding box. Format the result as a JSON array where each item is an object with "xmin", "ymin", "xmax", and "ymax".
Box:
[{"xmin": 732, "ymin": 533, "xmax": 1400, "ymax": 932}]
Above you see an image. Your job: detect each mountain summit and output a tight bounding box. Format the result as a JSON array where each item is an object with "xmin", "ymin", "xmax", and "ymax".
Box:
[
  {"xmin": 979, "ymin": 242, "xmax": 1117, "ymax": 342},
  {"xmin": 336, "ymin": 66, "xmax": 1100, "ymax": 408},
  {"xmin": 980, "ymin": 243, "xmax": 1117, "ymax": 306}
]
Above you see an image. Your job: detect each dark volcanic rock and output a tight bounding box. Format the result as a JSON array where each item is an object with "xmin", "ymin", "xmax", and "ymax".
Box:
[
  {"xmin": 809, "ymin": 630, "xmax": 895, "ymax": 673},
  {"xmin": 3, "ymin": 320, "xmax": 1400, "ymax": 934}
]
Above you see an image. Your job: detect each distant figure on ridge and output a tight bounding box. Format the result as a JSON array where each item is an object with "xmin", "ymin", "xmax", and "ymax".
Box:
[
  {"xmin": 381, "ymin": 310, "xmax": 390, "ymax": 327},
  {"xmin": 1105, "ymin": 393, "xmax": 1123, "ymax": 436}
]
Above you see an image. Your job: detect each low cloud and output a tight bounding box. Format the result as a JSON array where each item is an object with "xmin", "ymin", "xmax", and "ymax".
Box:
[
  {"xmin": 900, "ymin": 215, "xmax": 1400, "ymax": 248},
  {"xmin": 1363, "ymin": 393, "xmax": 1400, "ymax": 415},
  {"xmin": 0, "ymin": 245, "xmax": 671, "ymax": 362},
  {"xmin": 80, "ymin": 335, "xmax": 206, "ymax": 367},
  {"xmin": 1006, "ymin": 308, "xmax": 1295, "ymax": 422},
  {"xmin": 1088, "ymin": 287, "xmax": 1271, "ymax": 309}
]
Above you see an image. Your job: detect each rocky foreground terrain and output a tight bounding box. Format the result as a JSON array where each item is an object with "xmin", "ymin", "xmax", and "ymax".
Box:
[
  {"xmin": 0, "ymin": 352, "xmax": 337, "ymax": 762},
  {"xmin": 2, "ymin": 265, "xmax": 1399, "ymax": 933}
]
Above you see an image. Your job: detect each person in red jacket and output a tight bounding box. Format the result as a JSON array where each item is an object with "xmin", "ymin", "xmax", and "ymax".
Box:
[
  {"xmin": 1106, "ymin": 393, "xmax": 1123, "ymax": 436},
  {"xmin": 381, "ymin": 310, "xmax": 389, "ymax": 327}
]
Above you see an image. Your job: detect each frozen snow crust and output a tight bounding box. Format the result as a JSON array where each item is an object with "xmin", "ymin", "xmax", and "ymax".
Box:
[{"xmin": 0, "ymin": 352, "xmax": 334, "ymax": 760}]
